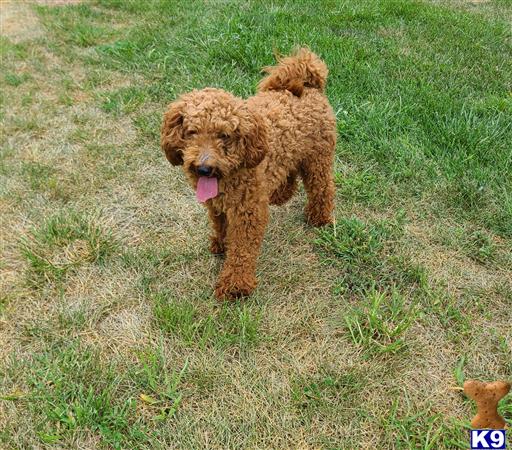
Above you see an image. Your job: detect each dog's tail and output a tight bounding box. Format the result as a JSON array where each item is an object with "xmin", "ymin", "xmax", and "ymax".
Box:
[{"xmin": 257, "ymin": 47, "xmax": 328, "ymax": 97}]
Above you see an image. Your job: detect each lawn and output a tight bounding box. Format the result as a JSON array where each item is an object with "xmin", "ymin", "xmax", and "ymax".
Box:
[{"xmin": 1, "ymin": 0, "xmax": 511, "ymax": 448}]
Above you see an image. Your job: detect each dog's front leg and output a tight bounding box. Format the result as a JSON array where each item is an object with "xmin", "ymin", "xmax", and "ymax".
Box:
[
  {"xmin": 214, "ymin": 201, "xmax": 268, "ymax": 300},
  {"xmin": 207, "ymin": 206, "xmax": 226, "ymax": 255}
]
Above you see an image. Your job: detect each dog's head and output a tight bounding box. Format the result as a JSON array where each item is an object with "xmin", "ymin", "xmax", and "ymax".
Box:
[{"xmin": 161, "ymin": 88, "xmax": 268, "ymax": 200}]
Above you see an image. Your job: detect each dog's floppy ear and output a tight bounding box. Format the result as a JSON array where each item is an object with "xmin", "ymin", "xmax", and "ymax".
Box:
[
  {"xmin": 237, "ymin": 106, "xmax": 268, "ymax": 169},
  {"xmin": 161, "ymin": 99, "xmax": 186, "ymax": 166}
]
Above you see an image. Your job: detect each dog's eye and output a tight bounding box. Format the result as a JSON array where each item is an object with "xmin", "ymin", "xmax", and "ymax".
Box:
[
  {"xmin": 185, "ymin": 130, "xmax": 197, "ymax": 138},
  {"xmin": 218, "ymin": 132, "xmax": 229, "ymax": 141}
]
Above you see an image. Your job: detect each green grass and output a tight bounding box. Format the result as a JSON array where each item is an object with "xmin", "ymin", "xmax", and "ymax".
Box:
[
  {"xmin": 1, "ymin": 0, "xmax": 511, "ymax": 448},
  {"xmin": 436, "ymin": 224, "xmax": 512, "ymax": 267},
  {"xmin": 1, "ymin": 341, "xmax": 186, "ymax": 448},
  {"xmin": 20, "ymin": 210, "xmax": 118, "ymax": 284},
  {"xmin": 4, "ymin": 72, "xmax": 31, "ymax": 87},
  {"xmin": 153, "ymin": 291, "xmax": 261, "ymax": 349},
  {"xmin": 100, "ymin": 86, "xmax": 149, "ymax": 116},
  {"xmin": 290, "ymin": 368, "xmax": 367, "ymax": 419},
  {"xmin": 20, "ymin": 160, "xmax": 59, "ymax": 191},
  {"xmin": 378, "ymin": 397, "xmax": 467, "ymax": 449},
  {"xmin": 344, "ymin": 288, "xmax": 418, "ymax": 355},
  {"xmin": 316, "ymin": 214, "xmax": 428, "ymax": 295},
  {"xmin": 0, "ymin": 294, "xmax": 8, "ymax": 316}
]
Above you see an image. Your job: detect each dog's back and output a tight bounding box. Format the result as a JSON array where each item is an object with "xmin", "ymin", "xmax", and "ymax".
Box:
[{"xmin": 248, "ymin": 48, "xmax": 336, "ymax": 201}]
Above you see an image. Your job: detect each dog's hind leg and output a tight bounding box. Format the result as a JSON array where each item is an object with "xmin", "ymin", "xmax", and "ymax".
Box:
[
  {"xmin": 270, "ymin": 172, "xmax": 298, "ymax": 205},
  {"xmin": 300, "ymin": 146, "xmax": 335, "ymax": 226}
]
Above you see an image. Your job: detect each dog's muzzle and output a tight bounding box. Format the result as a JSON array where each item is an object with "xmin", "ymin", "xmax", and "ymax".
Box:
[{"xmin": 197, "ymin": 165, "xmax": 214, "ymax": 177}]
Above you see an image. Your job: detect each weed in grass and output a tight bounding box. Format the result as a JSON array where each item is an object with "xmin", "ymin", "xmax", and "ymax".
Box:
[
  {"xmin": 453, "ymin": 355, "xmax": 467, "ymax": 387},
  {"xmin": 153, "ymin": 291, "xmax": 260, "ymax": 350},
  {"xmin": 20, "ymin": 210, "xmax": 117, "ymax": 284},
  {"xmin": 153, "ymin": 295, "xmax": 202, "ymax": 341},
  {"xmin": 344, "ymin": 288, "xmax": 418, "ymax": 355}
]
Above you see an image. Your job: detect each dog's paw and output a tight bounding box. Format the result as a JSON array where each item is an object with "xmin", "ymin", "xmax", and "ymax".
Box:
[
  {"xmin": 214, "ymin": 273, "xmax": 256, "ymax": 301},
  {"xmin": 305, "ymin": 214, "xmax": 333, "ymax": 227},
  {"xmin": 209, "ymin": 237, "xmax": 225, "ymax": 255},
  {"xmin": 305, "ymin": 205, "xmax": 333, "ymax": 227}
]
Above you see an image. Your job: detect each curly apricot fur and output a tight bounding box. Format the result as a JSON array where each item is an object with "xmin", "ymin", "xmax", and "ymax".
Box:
[{"xmin": 161, "ymin": 48, "xmax": 336, "ymax": 300}]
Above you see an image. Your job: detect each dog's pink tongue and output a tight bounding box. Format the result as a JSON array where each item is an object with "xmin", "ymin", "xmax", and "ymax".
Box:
[{"xmin": 196, "ymin": 176, "xmax": 218, "ymax": 203}]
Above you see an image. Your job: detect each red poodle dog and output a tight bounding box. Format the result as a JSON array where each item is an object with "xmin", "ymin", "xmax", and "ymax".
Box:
[{"xmin": 161, "ymin": 48, "xmax": 336, "ymax": 300}]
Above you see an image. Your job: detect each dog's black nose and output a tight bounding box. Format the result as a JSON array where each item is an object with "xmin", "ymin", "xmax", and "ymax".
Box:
[{"xmin": 197, "ymin": 165, "xmax": 213, "ymax": 177}]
